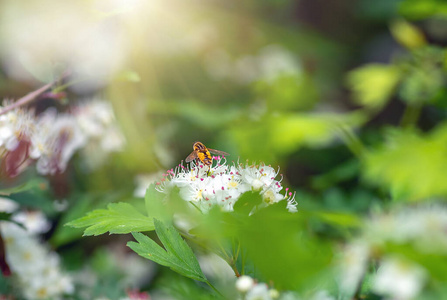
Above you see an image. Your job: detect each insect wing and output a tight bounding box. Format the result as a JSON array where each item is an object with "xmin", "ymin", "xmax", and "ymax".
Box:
[
  {"xmin": 208, "ymin": 148, "xmax": 229, "ymax": 157},
  {"xmin": 185, "ymin": 151, "xmax": 198, "ymax": 162}
]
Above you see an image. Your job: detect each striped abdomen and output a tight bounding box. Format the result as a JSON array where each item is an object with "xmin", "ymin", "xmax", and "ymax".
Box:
[{"xmin": 194, "ymin": 142, "xmax": 212, "ymax": 166}]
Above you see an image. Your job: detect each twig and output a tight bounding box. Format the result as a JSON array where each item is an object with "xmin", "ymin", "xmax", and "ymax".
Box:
[{"xmin": 0, "ymin": 71, "xmax": 70, "ymax": 116}]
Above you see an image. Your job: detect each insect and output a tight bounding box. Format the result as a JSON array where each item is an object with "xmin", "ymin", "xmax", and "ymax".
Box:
[{"xmin": 185, "ymin": 141, "xmax": 229, "ymax": 174}]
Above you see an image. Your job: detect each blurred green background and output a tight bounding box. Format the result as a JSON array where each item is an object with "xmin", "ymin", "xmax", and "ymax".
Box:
[{"xmin": 1, "ymin": 0, "xmax": 447, "ymax": 298}]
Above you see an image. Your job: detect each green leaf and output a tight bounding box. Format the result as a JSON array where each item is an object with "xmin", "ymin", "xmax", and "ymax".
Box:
[
  {"xmin": 347, "ymin": 64, "xmax": 401, "ymax": 109},
  {"xmin": 51, "ymin": 193, "xmax": 102, "ymax": 247},
  {"xmin": 399, "ymin": 0, "xmax": 447, "ymax": 19},
  {"xmin": 312, "ymin": 211, "xmax": 362, "ymax": 228},
  {"xmin": 127, "ymin": 232, "xmax": 172, "ymax": 265},
  {"xmin": 127, "ymin": 219, "xmax": 207, "ymax": 282},
  {"xmin": 233, "ymin": 192, "xmax": 262, "ymax": 216},
  {"xmin": 363, "ymin": 124, "xmax": 447, "ymax": 201},
  {"xmin": 0, "ymin": 213, "xmax": 26, "ymax": 229},
  {"xmin": 66, "ymin": 202, "xmax": 154, "ymax": 236},
  {"xmin": 390, "ymin": 19, "xmax": 426, "ymax": 49},
  {"xmin": 399, "ymin": 55, "xmax": 444, "ymax": 105},
  {"xmin": 0, "ymin": 212, "xmax": 13, "ymax": 223},
  {"xmin": 254, "ymin": 73, "xmax": 318, "ymax": 111},
  {"xmin": 270, "ymin": 112, "xmax": 366, "ymax": 155},
  {"xmin": 236, "ymin": 204, "xmax": 333, "ymax": 290}
]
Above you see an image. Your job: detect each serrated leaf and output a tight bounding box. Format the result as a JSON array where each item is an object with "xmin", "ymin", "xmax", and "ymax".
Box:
[
  {"xmin": 127, "ymin": 219, "xmax": 207, "ymax": 282},
  {"xmin": 154, "ymin": 219, "xmax": 205, "ymax": 279},
  {"xmin": 128, "ymin": 232, "xmax": 172, "ymax": 266},
  {"xmin": 66, "ymin": 202, "xmax": 154, "ymax": 236}
]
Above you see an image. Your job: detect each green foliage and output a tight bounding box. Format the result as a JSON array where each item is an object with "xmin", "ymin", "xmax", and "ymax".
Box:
[
  {"xmin": 399, "ymin": 47, "xmax": 446, "ymax": 105},
  {"xmin": 51, "ymin": 193, "xmax": 124, "ymax": 247},
  {"xmin": 0, "ymin": 212, "xmax": 12, "ymax": 222},
  {"xmin": 66, "ymin": 202, "xmax": 154, "ymax": 236},
  {"xmin": 4, "ymin": 1, "xmax": 447, "ymax": 299},
  {"xmin": 363, "ymin": 124, "xmax": 447, "ymax": 201},
  {"xmin": 145, "ymin": 184, "xmax": 196, "ymax": 228},
  {"xmin": 154, "ymin": 271, "xmax": 228, "ymax": 300},
  {"xmin": 383, "ymin": 242, "xmax": 447, "ymax": 284},
  {"xmin": 127, "ymin": 219, "xmax": 208, "ymax": 283},
  {"xmin": 313, "ymin": 211, "xmax": 362, "ymax": 228},
  {"xmin": 253, "ymin": 73, "xmax": 318, "ymax": 111},
  {"xmin": 0, "ymin": 213, "xmax": 25, "ymax": 229},
  {"xmin": 399, "ymin": 0, "xmax": 447, "ymax": 19},
  {"xmin": 347, "ymin": 46, "xmax": 446, "ymax": 110},
  {"xmin": 270, "ymin": 112, "xmax": 366, "ymax": 155},
  {"xmin": 0, "ymin": 178, "xmax": 48, "ymax": 196},
  {"xmin": 228, "ymin": 119, "xmax": 276, "ymax": 162},
  {"xmin": 347, "ymin": 64, "xmax": 401, "ymax": 109},
  {"xmin": 236, "ymin": 201, "xmax": 333, "ymax": 290},
  {"xmin": 192, "ymin": 192, "xmax": 340, "ymax": 291},
  {"xmin": 1, "ymin": 178, "xmax": 56, "ymax": 214},
  {"xmin": 390, "ymin": 19, "xmax": 427, "ymax": 49},
  {"xmin": 232, "ymin": 191, "xmax": 263, "ymax": 216}
]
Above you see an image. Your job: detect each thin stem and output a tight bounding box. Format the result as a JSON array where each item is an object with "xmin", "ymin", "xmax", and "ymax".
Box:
[
  {"xmin": 352, "ymin": 272, "xmax": 366, "ymax": 300},
  {"xmin": 230, "ymin": 264, "xmax": 241, "ymax": 278},
  {"xmin": 241, "ymin": 248, "xmax": 246, "ymax": 275},
  {"xmin": 231, "ymin": 238, "xmax": 237, "ymax": 261},
  {"xmin": 337, "ymin": 125, "xmax": 366, "ymax": 158},
  {"xmin": 218, "ymin": 239, "xmax": 241, "ymax": 277},
  {"xmin": 235, "ymin": 241, "xmax": 240, "ymax": 263},
  {"xmin": 206, "ymin": 281, "xmax": 224, "ymax": 298},
  {"xmin": 189, "ymin": 202, "xmax": 203, "ymax": 214},
  {"xmin": 216, "ymin": 240, "xmax": 230, "ymax": 261},
  {"xmin": 52, "ymin": 76, "xmax": 88, "ymax": 93},
  {"xmin": 231, "ymin": 238, "xmax": 241, "ymax": 275},
  {"xmin": 400, "ymin": 103, "xmax": 422, "ymax": 128},
  {"xmin": 0, "ymin": 71, "xmax": 70, "ymax": 116}
]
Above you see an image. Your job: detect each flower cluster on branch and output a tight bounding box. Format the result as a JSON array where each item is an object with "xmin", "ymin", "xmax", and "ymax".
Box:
[
  {"xmin": 0, "ymin": 99, "xmax": 124, "ymax": 177},
  {"xmin": 156, "ymin": 157, "xmax": 297, "ymax": 213}
]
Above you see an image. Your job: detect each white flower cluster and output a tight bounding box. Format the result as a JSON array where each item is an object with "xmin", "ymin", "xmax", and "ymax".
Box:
[
  {"xmin": 235, "ymin": 275, "xmax": 335, "ymax": 300},
  {"xmin": 338, "ymin": 205, "xmax": 447, "ymax": 299},
  {"xmin": 0, "ymin": 198, "xmax": 73, "ymax": 299},
  {"xmin": 155, "ymin": 157, "xmax": 297, "ymax": 213},
  {"xmin": 73, "ymin": 100, "xmax": 126, "ymax": 169},
  {"xmin": 0, "ymin": 99, "xmax": 124, "ymax": 176},
  {"xmin": 236, "ymin": 275, "xmax": 280, "ymax": 300}
]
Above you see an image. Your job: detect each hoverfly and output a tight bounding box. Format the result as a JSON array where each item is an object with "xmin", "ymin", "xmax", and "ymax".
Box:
[{"xmin": 185, "ymin": 141, "xmax": 229, "ymax": 174}]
